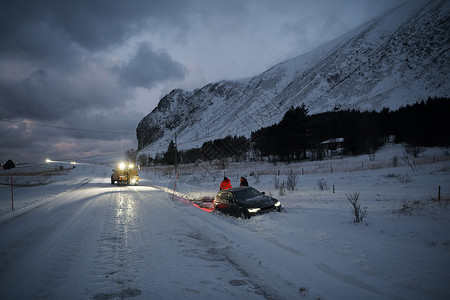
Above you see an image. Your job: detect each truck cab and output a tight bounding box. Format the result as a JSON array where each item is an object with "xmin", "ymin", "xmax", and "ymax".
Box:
[{"xmin": 111, "ymin": 162, "xmax": 139, "ymax": 186}]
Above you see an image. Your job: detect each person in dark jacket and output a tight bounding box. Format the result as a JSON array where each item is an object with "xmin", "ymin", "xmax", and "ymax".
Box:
[
  {"xmin": 220, "ymin": 177, "xmax": 232, "ymax": 190},
  {"xmin": 240, "ymin": 176, "xmax": 249, "ymax": 187}
]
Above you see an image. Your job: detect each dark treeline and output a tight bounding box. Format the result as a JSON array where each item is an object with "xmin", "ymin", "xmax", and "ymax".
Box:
[
  {"xmin": 252, "ymin": 97, "xmax": 449, "ymax": 161},
  {"xmin": 153, "ymin": 97, "xmax": 449, "ymax": 165},
  {"xmin": 153, "ymin": 135, "xmax": 249, "ymax": 165},
  {"xmin": 181, "ymin": 135, "xmax": 249, "ymax": 163}
]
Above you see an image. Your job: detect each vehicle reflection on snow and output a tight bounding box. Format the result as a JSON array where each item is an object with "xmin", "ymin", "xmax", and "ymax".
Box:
[
  {"xmin": 116, "ymin": 193, "xmax": 130, "ymax": 218},
  {"xmin": 112, "ymin": 185, "xmax": 159, "ymax": 234},
  {"xmin": 115, "ymin": 192, "xmax": 137, "ymax": 243},
  {"xmin": 119, "ymin": 185, "xmax": 158, "ymax": 192}
]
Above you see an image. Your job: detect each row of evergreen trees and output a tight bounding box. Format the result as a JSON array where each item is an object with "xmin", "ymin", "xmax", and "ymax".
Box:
[
  {"xmin": 152, "ymin": 135, "xmax": 249, "ymax": 165},
  {"xmin": 154, "ymin": 97, "xmax": 449, "ymax": 164}
]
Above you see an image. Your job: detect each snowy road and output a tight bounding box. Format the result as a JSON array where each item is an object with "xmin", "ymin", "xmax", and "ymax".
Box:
[
  {"xmin": 1, "ymin": 157, "xmax": 449, "ymax": 299},
  {"xmin": 0, "ymin": 176, "xmax": 294, "ymax": 299}
]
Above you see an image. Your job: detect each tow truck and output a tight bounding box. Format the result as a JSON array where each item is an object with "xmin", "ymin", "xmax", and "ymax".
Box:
[{"xmin": 111, "ymin": 162, "xmax": 139, "ymax": 186}]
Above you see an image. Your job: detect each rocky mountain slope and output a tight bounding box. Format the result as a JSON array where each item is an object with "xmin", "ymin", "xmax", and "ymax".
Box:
[{"xmin": 137, "ymin": 0, "xmax": 449, "ymax": 153}]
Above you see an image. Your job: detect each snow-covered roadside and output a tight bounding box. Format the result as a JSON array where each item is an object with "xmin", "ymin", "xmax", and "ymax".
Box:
[
  {"xmin": 0, "ymin": 163, "xmax": 110, "ymax": 220},
  {"xmin": 145, "ymin": 144, "xmax": 450, "ymax": 299}
]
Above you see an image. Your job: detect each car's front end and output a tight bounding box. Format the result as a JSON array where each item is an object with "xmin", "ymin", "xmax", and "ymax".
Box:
[{"xmin": 239, "ymin": 196, "xmax": 282, "ymax": 217}]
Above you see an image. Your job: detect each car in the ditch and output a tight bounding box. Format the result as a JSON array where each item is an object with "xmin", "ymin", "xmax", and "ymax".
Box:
[{"xmin": 213, "ymin": 186, "xmax": 282, "ymax": 218}]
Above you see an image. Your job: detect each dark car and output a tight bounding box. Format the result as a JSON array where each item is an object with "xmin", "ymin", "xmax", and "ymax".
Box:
[{"xmin": 213, "ymin": 186, "xmax": 282, "ymax": 219}]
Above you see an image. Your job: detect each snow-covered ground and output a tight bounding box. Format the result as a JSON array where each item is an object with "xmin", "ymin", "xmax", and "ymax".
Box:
[{"xmin": 1, "ymin": 144, "xmax": 449, "ymax": 299}]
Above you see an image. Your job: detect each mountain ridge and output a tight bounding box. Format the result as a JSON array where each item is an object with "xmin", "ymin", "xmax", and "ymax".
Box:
[{"xmin": 137, "ymin": 0, "xmax": 449, "ymax": 153}]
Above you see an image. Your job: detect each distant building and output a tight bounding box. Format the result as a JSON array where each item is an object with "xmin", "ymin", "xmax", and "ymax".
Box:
[
  {"xmin": 3, "ymin": 159, "xmax": 15, "ymax": 170},
  {"xmin": 321, "ymin": 138, "xmax": 345, "ymax": 157},
  {"xmin": 321, "ymin": 138, "xmax": 344, "ymax": 150}
]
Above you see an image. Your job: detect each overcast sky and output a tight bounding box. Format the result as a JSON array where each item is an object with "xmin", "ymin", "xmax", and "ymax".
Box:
[{"xmin": 0, "ymin": 0, "xmax": 405, "ymax": 163}]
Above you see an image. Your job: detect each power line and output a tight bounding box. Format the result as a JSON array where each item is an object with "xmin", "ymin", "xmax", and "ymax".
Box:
[{"xmin": 0, "ymin": 118, "xmax": 135, "ymax": 135}]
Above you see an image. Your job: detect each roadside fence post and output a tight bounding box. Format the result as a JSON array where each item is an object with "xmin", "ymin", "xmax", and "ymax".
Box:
[
  {"xmin": 11, "ymin": 172, "xmax": 14, "ymax": 211},
  {"xmin": 438, "ymin": 186, "xmax": 441, "ymax": 202},
  {"xmin": 172, "ymin": 170, "xmax": 179, "ymax": 199}
]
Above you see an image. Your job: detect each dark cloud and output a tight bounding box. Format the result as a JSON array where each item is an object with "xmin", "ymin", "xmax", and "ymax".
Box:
[
  {"xmin": 0, "ymin": 0, "xmax": 189, "ymax": 125},
  {"xmin": 0, "ymin": 0, "xmax": 191, "ymax": 65},
  {"xmin": 0, "ymin": 63, "xmax": 131, "ymax": 121},
  {"xmin": 116, "ymin": 42, "xmax": 187, "ymax": 89}
]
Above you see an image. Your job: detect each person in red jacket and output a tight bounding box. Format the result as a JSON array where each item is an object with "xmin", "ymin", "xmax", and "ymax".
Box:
[{"xmin": 220, "ymin": 177, "xmax": 232, "ymax": 190}]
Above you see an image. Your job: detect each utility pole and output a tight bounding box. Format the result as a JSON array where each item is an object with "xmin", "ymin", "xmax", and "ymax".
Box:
[
  {"xmin": 11, "ymin": 172, "xmax": 14, "ymax": 211},
  {"xmin": 173, "ymin": 133, "xmax": 179, "ymax": 198},
  {"xmin": 174, "ymin": 132, "xmax": 178, "ymax": 172}
]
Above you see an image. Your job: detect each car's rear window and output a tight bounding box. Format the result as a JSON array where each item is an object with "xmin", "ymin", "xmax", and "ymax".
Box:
[{"xmin": 233, "ymin": 189, "xmax": 261, "ymax": 201}]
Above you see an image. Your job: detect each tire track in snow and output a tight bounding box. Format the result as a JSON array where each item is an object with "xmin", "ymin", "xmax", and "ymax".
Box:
[
  {"xmin": 88, "ymin": 189, "xmax": 144, "ymax": 299},
  {"xmin": 315, "ymin": 263, "xmax": 384, "ymax": 295}
]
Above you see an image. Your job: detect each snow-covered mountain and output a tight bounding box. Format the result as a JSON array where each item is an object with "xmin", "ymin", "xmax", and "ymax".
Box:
[{"xmin": 137, "ymin": 0, "xmax": 449, "ymax": 153}]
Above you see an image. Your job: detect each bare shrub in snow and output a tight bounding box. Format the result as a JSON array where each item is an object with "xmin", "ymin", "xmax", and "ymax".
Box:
[
  {"xmin": 384, "ymin": 173, "xmax": 413, "ymax": 183},
  {"xmin": 253, "ymin": 172, "xmax": 260, "ymax": 184},
  {"xmin": 317, "ymin": 178, "xmax": 328, "ymax": 190},
  {"xmin": 299, "ymin": 286, "xmax": 309, "ymax": 297},
  {"xmin": 346, "ymin": 191, "xmax": 367, "ymax": 223},
  {"xmin": 279, "ymin": 181, "xmax": 286, "ymax": 196},
  {"xmin": 398, "ymin": 173, "xmax": 413, "ymax": 183},
  {"xmin": 384, "ymin": 173, "xmax": 399, "ymax": 179},
  {"xmin": 401, "ymin": 151, "xmax": 417, "ymax": 171},
  {"xmin": 286, "ymin": 169, "xmax": 297, "ymax": 191},
  {"xmin": 403, "ymin": 143, "xmax": 425, "ymax": 158},
  {"xmin": 274, "ymin": 176, "xmax": 280, "ymax": 189},
  {"xmin": 396, "ymin": 200, "xmax": 421, "ymax": 216},
  {"xmin": 125, "ymin": 148, "xmax": 138, "ymax": 163}
]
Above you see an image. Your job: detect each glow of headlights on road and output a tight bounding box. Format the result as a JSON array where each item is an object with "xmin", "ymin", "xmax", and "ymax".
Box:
[
  {"xmin": 275, "ymin": 201, "xmax": 281, "ymax": 207},
  {"xmin": 248, "ymin": 208, "xmax": 261, "ymax": 213}
]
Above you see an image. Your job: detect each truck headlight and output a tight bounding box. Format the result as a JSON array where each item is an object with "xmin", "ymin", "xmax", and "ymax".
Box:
[
  {"xmin": 274, "ymin": 201, "xmax": 281, "ymax": 207},
  {"xmin": 248, "ymin": 208, "xmax": 261, "ymax": 213}
]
